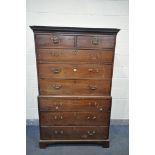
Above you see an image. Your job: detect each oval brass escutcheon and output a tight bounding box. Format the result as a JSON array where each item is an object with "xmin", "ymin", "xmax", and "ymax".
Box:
[{"xmin": 73, "ymin": 66, "xmax": 77, "ymax": 72}]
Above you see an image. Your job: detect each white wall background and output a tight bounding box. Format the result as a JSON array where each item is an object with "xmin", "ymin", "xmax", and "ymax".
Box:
[{"xmin": 26, "ymin": 0, "xmax": 129, "ymax": 120}]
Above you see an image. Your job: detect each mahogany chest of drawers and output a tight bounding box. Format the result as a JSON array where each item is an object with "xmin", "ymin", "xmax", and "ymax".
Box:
[{"xmin": 30, "ymin": 26, "xmax": 119, "ymax": 148}]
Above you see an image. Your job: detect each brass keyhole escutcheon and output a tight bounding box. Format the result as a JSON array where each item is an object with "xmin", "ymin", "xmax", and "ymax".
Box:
[
  {"xmin": 73, "ymin": 68, "xmax": 77, "ymax": 72},
  {"xmin": 73, "ymin": 66, "xmax": 77, "ymax": 72}
]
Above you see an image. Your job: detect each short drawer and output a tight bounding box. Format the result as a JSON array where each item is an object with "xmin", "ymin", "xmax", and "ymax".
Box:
[
  {"xmin": 39, "ymin": 97, "xmax": 111, "ymax": 112},
  {"xmin": 39, "ymin": 79, "xmax": 111, "ymax": 96},
  {"xmin": 40, "ymin": 126, "xmax": 109, "ymax": 140},
  {"xmin": 77, "ymin": 35, "xmax": 115, "ymax": 49},
  {"xmin": 35, "ymin": 34, "xmax": 75, "ymax": 48},
  {"xmin": 38, "ymin": 63, "xmax": 112, "ymax": 79},
  {"xmin": 37, "ymin": 49, "xmax": 114, "ymax": 63},
  {"xmin": 40, "ymin": 112, "xmax": 110, "ymax": 126}
]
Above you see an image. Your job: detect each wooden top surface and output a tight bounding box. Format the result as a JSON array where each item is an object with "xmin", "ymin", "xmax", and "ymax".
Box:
[{"xmin": 30, "ymin": 26, "xmax": 120, "ymax": 34}]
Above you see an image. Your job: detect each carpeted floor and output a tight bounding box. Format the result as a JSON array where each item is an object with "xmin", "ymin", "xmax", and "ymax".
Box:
[{"xmin": 26, "ymin": 124, "xmax": 128, "ymax": 155}]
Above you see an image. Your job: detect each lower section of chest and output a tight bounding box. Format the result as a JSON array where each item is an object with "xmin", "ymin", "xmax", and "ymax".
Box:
[{"xmin": 38, "ymin": 96, "xmax": 111, "ymax": 148}]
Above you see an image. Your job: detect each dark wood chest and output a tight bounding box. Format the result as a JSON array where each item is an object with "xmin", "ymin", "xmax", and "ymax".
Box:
[{"xmin": 30, "ymin": 26, "xmax": 119, "ymax": 148}]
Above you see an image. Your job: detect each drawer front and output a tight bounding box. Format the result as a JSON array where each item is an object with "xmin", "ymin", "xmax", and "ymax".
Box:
[
  {"xmin": 35, "ymin": 34, "xmax": 75, "ymax": 48},
  {"xmin": 77, "ymin": 35, "xmax": 115, "ymax": 49},
  {"xmin": 38, "ymin": 63, "xmax": 112, "ymax": 79},
  {"xmin": 40, "ymin": 126, "xmax": 109, "ymax": 140},
  {"xmin": 39, "ymin": 97, "xmax": 111, "ymax": 112},
  {"xmin": 37, "ymin": 49, "xmax": 114, "ymax": 63},
  {"xmin": 39, "ymin": 79, "xmax": 111, "ymax": 96},
  {"xmin": 40, "ymin": 112, "xmax": 110, "ymax": 126}
]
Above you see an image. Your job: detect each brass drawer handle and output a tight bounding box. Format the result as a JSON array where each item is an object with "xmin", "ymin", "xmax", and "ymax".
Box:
[
  {"xmin": 54, "ymin": 130, "xmax": 58, "ymax": 134},
  {"xmin": 52, "ymin": 68, "xmax": 61, "ymax": 74},
  {"xmin": 55, "ymin": 106, "xmax": 59, "ymax": 110},
  {"xmin": 60, "ymin": 130, "xmax": 64, "ymax": 134},
  {"xmin": 88, "ymin": 102, "xmax": 97, "ymax": 106},
  {"xmin": 54, "ymin": 115, "xmax": 63, "ymax": 120},
  {"xmin": 51, "ymin": 36, "xmax": 60, "ymax": 44},
  {"xmin": 52, "ymin": 84, "xmax": 62, "ymax": 89},
  {"xmin": 87, "ymin": 130, "xmax": 96, "ymax": 136},
  {"xmin": 54, "ymin": 102, "xmax": 63, "ymax": 110},
  {"xmin": 92, "ymin": 116, "xmax": 96, "ymax": 120},
  {"xmin": 54, "ymin": 116, "xmax": 57, "ymax": 120},
  {"xmin": 87, "ymin": 116, "xmax": 96, "ymax": 120},
  {"xmin": 89, "ymin": 85, "xmax": 97, "ymax": 90},
  {"xmin": 99, "ymin": 107, "xmax": 103, "ymax": 111},
  {"xmin": 92, "ymin": 37, "xmax": 99, "ymax": 45},
  {"xmin": 73, "ymin": 50, "xmax": 78, "ymax": 54},
  {"xmin": 54, "ymin": 130, "xmax": 64, "ymax": 135},
  {"xmin": 54, "ymin": 102, "xmax": 63, "ymax": 106}
]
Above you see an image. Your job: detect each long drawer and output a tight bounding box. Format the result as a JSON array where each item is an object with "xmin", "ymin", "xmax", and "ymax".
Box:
[
  {"xmin": 37, "ymin": 49, "xmax": 114, "ymax": 63},
  {"xmin": 40, "ymin": 111, "xmax": 110, "ymax": 126},
  {"xmin": 40, "ymin": 126, "xmax": 109, "ymax": 140},
  {"xmin": 38, "ymin": 63, "xmax": 112, "ymax": 79},
  {"xmin": 39, "ymin": 79, "xmax": 111, "ymax": 96},
  {"xmin": 39, "ymin": 97, "xmax": 111, "ymax": 112}
]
